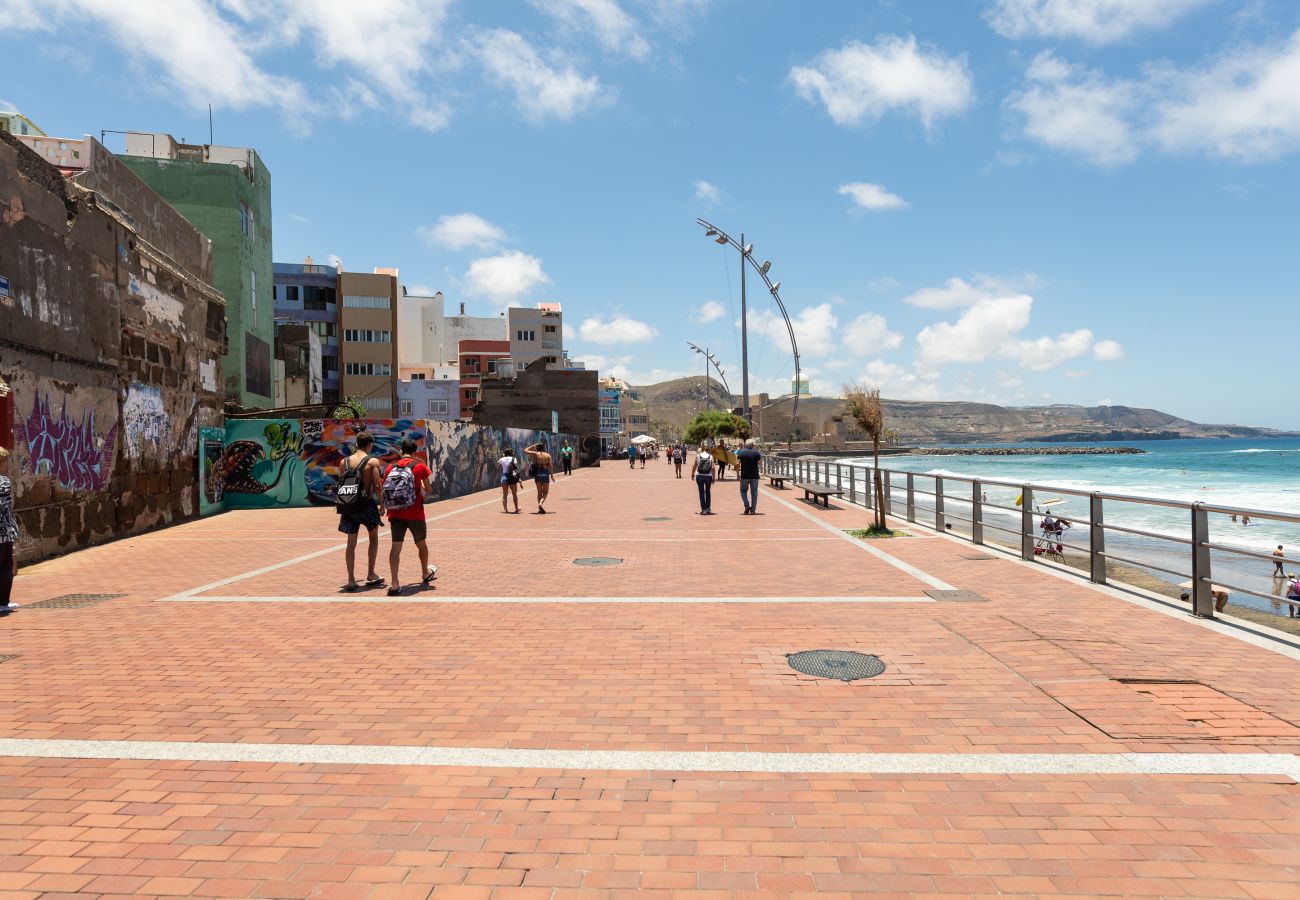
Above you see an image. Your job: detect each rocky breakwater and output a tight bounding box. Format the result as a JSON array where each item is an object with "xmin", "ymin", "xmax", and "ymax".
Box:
[{"xmin": 910, "ymin": 446, "xmax": 1146, "ymax": 456}]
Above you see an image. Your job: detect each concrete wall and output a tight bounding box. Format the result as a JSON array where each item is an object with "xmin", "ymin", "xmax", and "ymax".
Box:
[
  {"xmin": 0, "ymin": 132, "xmax": 225, "ymax": 561},
  {"xmin": 476, "ymin": 359, "xmax": 599, "ymax": 457},
  {"xmin": 118, "ymin": 147, "xmax": 273, "ymax": 408}
]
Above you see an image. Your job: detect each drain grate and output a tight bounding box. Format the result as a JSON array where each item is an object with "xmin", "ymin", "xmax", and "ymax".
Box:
[
  {"xmin": 573, "ymin": 557, "xmax": 623, "ymax": 567},
  {"xmin": 0, "ymin": 655, "xmax": 18, "ymax": 664},
  {"xmin": 787, "ymin": 650, "xmax": 885, "ymax": 682},
  {"xmin": 643, "ymin": 516, "xmax": 672, "ymax": 522},
  {"xmin": 24, "ymin": 593, "xmax": 126, "ymax": 609},
  {"xmin": 925, "ymin": 589, "xmax": 989, "ymax": 602}
]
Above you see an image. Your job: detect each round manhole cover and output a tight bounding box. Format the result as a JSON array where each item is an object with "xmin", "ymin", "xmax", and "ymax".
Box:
[
  {"xmin": 573, "ymin": 557, "xmax": 623, "ymax": 567},
  {"xmin": 786, "ymin": 650, "xmax": 885, "ymax": 682},
  {"xmin": 643, "ymin": 516, "xmax": 671, "ymax": 522}
]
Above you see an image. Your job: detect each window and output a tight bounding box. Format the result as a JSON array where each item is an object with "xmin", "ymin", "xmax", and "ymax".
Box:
[
  {"xmin": 487, "ymin": 359, "xmax": 497, "ymax": 374},
  {"xmin": 342, "ymin": 294, "xmax": 390, "ymax": 309},
  {"xmin": 515, "ymin": 329, "xmax": 535, "ymax": 342},
  {"xmin": 272, "ymin": 284, "xmax": 278, "ymax": 301},
  {"xmin": 545, "ymin": 356, "xmax": 557, "ymax": 364},
  {"xmin": 323, "ymin": 354, "xmax": 338, "ymax": 374},
  {"xmin": 344, "ymin": 329, "xmax": 390, "ymax": 343},
  {"xmin": 368, "ymin": 396, "xmax": 392, "ymax": 411},
  {"xmin": 250, "ymin": 269, "xmax": 256, "ymax": 310},
  {"xmin": 311, "ymin": 322, "xmax": 336, "ymax": 339},
  {"xmin": 463, "ymin": 357, "xmax": 480, "ymax": 374},
  {"xmin": 239, "ymin": 202, "xmax": 252, "ymax": 239},
  {"xmin": 398, "ymin": 399, "xmax": 413, "ymax": 416},
  {"xmin": 544, "ymin": 325, "xmax": 557, "ymax": 333},
  {"xmin": 343, "ymin": 362, "xmax": 392, "ymax": 376},
  {"xmin": 428, "ymin": 400, "xmax": 448, "ymax": 416},
  {"xmin": 286, "ymin": 285, "xmax": 299, "ymax": 302},
  {"xmin": 411, "ymin": 373, "xmax": 426, "ymax": 380},
  {"xmin": 303, "ymin": 285, "xmax": 334, "ymax": 310}
]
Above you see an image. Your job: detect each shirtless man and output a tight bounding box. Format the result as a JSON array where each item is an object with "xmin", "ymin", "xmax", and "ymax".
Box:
[{"xmin": 525, "ymin": 442, "xmax": 554, "ymax": 514}]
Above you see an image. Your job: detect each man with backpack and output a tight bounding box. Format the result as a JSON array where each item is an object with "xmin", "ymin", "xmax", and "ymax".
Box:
[
  {"xmin": 335, "ymin": 431, "xmax": 386, "ymax": 593},
  {"xmin": 383, "ymin": 438, "xmax": 437, "ymax": 595},
  {"xmin": 692, "ymin": 445, "xmax": 715, "ymax": 514}
]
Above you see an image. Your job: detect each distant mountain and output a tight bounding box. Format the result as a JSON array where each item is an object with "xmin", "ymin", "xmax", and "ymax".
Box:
[{"xmin": 631, "ymin": 380, "xmax": 1293, "ymax": 443}]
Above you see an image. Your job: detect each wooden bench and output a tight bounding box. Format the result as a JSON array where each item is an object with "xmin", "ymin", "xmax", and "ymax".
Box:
[
  {"xmin": 766, "ymin": 474, "xmax": 788, "ymax": 489},
  {"xmin": 792, "ymin": 482, "xmax": 845, "ymax": 508}
]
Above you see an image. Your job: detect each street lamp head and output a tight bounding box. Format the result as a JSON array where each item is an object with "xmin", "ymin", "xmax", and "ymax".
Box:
[
  {"xmin": 743, "ymin": 243, "xmax": 753, "ymax": 255},
  {"xmin": 770, "ymin": 281, "xmax": 781, "ymax": 293},
  {"xmin": 760, "ymin": 260, "xmax": 771, "ymax": 275},
  {"xmin": 704, "ymin": 228, "xmax": 718, "ymax": 237},
  {"xmin": 714, "ymin": 235, "xmax": 728, "ymax": 244}
]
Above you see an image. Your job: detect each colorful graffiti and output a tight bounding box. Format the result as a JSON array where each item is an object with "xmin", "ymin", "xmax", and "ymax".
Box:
[
  {"xmin": 197, "ymin": 418, "xmax": 577, "ymax": 514},
  {"xmin": 122, "ymin": 382, "xmax": 168, "ymax": 459},
  {"xmin": 18, "ymin": 392, "xmax": 117, "ymax": 491}
]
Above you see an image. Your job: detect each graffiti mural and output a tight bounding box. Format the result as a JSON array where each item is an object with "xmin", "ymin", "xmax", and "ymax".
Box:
[
  {"xmin": 425, "ymin": 422, "xmax": 567, "ymax": 501},
  {"xmin": 17, "ymin": 392, "xmax": 117, "ymax": 491},
  {"xmin": 302, "ymin": 419, "xmax": 427, "ymax": 506},
  {"xmin": 122, "ymin": 382, "xmax": 168, "ymax": 458},
  {"xmin": 219, "ymin": 420, "xmax": 309, "ymax": 508}
]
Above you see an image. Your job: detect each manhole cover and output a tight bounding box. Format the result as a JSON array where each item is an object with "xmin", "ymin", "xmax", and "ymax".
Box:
[
  {"xmin": 24, "ymin": 593, "xmax": 125, "ymax": 609},
  {"xmin": 786, "ymin": 650, "xmax": 885, "ymax": 682},
  {"xmin": 644, "ymin": 516, "xmax": 671, "ymax": 522},
  {"xmin": 573, "ymin": 557, "xmax": 623, "ymax": 567},
  {"xmin": 924, "ymin": 589, "xmax": 989, "ymax": 602}
]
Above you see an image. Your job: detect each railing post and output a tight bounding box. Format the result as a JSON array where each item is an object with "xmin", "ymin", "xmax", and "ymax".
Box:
[
  {"xmin": 864, "ymin": 466, "xmax": 872, "ymax": 510},
  {"xmin": 906, "ymin": 473, "xmax": 916, "ymax": 523},
  {"xmin": 934, "ymin": 475, "xmax": 945, "ymax": 532},
  {"xmin": 1021, "ymin": 486, "xmax": 1035, "ymax": 560},
  {"xmin": 848, "ymin": 466, "xmax": 856, "ymax": 504},
  {"xmin": 1191, "ymin": 504, "xmax": 1214, "ymax": 618},
  {"xmin": 1089, "ymin": 493, "xmax": 1106, "ymax": 584},
  {"xmin": 836, "ymin": 463, "xmax": 843, "ymax": 494},
  {"xmin": 972, "ymin": 479, "xmax": 984, "ymax": 545},
  {"xmin": 884, "ymin": 470, "xmax": 892, "ymax": 514}
]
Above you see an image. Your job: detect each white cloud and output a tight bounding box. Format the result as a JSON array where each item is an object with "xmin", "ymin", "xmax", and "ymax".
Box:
[
  {"xmin": 579, "ymin": 315, "xmax": 659, "ymax": 344},
  {"xmin": 573, "ymin": 352, "xmax": 633, "ymax": 371},
  {"xmin": 842, "ymin": 312, "xmax": 903, "ymax": 356},
  {"xmin": 1008, "ymin": 51, "xmax": 1140, "ymax": 166},
  {"xmin": 858, "ymin": 360, "xmax": 943, "ymax": 401},
  {"xmin": 1064, "ymin": 368, "xmax": 1090, "ymax": 378},
  {"xmin": 867, "ymin": 276, "xmax": 903, "ymax": 293},
  {"xmin": 1092, "ymin": 338, "xmax": 1124, "ymax": 360},
  {"xmin": 563, "ymin": 323, "xmax": 576, "ymax": 341},
  {"xmin": 789, "ymin": 35, "xmax": 973, "ymax": 129},
  {"xmin": 420, "ymin": 213, "xmax": 507, "ymax": 251},
  {"xmin": 750, "ymin": 302, "xmax": 839, "ymax": 357},
  {"xmin": 838, "ymin": 181, "xmax": 908, "ymax": 211},
  {"xmin": 904, "ymin": 276, "xmax": 1002, "ymax": 309},
  {"xmin": 1011, "ymin": 31, "xmax": 1300, "ymax": 165},
  {"xmin": 987, "ymin": 0, "xmax": 1212, "ymax": 44},
  {"xmin": 462, "ymin": 251, "xmax": 550, "ymax": 306},
  {"xmin": 475, "ymin": 28, "xmax": 607, "ymax": 123},
  {"xmin": 533, "ymin": 0, "xmax": 650, "ymax": 60},
  {"xmin": 1012, "ymin": 327, "xmax": 1095, "ymax": 371},
  {"xmin": 693, "ymin": 180, "xmax": 720, "ymax": 204},
  {"xmin": 917, "ymin": 295, "xmax": 1036, "ymax": 368},
  {"xmin": 690, "ymin": 300, "xmax": 726, "ymax": 324}
]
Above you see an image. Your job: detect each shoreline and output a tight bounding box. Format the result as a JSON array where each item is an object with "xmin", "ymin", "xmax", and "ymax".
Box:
[{"xmin": 908, "ymin": 446, "xmax": 1145, "ymax": 456}]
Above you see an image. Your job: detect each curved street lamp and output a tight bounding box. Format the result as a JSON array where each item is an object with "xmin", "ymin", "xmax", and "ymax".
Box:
[
  {"xmin": 686, "ymin": 341, "xmax": 732, "ymax": 408},
  {"xmin": 696, "ymin": 219, "xmax": 802, "ymax": 424}
]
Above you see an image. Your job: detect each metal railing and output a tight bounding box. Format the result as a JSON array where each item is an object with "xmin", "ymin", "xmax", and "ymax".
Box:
[{"xmin": 766, "ymin": 456, "xmax": 1300, "ymax": 620}]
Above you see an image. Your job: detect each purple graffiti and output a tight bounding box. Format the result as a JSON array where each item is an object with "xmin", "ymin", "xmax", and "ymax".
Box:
[{"xmin": 16, "ymin": 393, "xmax": 118, "ymax": 492}]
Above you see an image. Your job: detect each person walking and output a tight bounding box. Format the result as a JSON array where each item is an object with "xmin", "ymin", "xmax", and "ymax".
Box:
[
  {"xmin": 639, "ymin": 445, "xmax": 647, "ymax": 469},
  {"xmin": 628, "ymin": 445, "xmax": 637, "ymax": 469},
  {"xmin": 335, "ymin": 432, "xmax": 386, "ymax": 592},
  {"xmin": 383, "ymin": 439, "xmax": 437, "ymax": 595},
  {"xmin": 1286, "ymin": 573, "xmax": 1300, "ymax": 619},
  {"xmin": 673, "ymin": 445, "xmax": 684, "ymax": 479},
  {"xmin": 0, "ymin": 447, "xmax": 18, "ymax": 613},
  {"xmin": 715, "ymin": 441, "xmax": 727, "ymax": 481},
  {"xmin": 736, "ymin": 438, "xmax": 763, "ymax": 515},
  {"xmin": 1273, "ymin": 545, "xmax": 1286, "ymax": 577},
  {"xmin": 525, "ymin": 442, "xmax": 553, "ymax": 513},
  {"xmin": 560, "ymin": 442, "xmax": 574, "ymax": 477},
  {"xmin": 498, "ymin": 447, "xmax": 522, "ymax": 513},
  {"xmin": 692, "ymin": 445, "xmax": 715, "ymax": 515}
]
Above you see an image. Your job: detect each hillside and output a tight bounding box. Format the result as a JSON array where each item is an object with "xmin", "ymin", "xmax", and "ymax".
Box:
[{"xmin": 632, "ymin": 379, "xmax": 1289, "ymax": 443}]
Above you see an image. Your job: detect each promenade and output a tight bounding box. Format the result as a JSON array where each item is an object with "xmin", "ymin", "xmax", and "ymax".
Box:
[{"xmin": 2, "ymin": 462, "xmax": 1299, "ymax": 898}]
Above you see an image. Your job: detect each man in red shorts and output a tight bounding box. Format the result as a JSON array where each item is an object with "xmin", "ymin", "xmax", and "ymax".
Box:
[{"xmin": 383, "ymin": 438, "xmax": 438, "ymax": 595}]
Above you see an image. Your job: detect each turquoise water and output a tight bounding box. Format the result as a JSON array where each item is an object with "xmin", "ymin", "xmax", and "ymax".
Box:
[{"xmin": 842, "ymin": 436, "xmax": 1300, "ymax": 617}]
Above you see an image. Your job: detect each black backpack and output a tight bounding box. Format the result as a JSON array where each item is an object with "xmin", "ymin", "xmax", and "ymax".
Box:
[{"xmin": 335, "ymin": 453, "xmax": 372, "ymax": 514}]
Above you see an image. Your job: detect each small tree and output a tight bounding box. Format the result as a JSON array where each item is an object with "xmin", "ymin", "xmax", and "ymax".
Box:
[
  {"xmin": 331, "ymin": 395, "xmax": 368, "ymax": 419},
  {"xmin": 842, "ymin": 382, "xmax": 888, "ymax": 530},
  {"xmin": 683, "ymin": 410, "xmax": 751, "ymax": 445}
]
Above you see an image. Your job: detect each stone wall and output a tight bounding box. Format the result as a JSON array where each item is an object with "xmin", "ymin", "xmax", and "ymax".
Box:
[{"xmin": 0, "ymin": 132, "xmax": 225, "ymax": 561}]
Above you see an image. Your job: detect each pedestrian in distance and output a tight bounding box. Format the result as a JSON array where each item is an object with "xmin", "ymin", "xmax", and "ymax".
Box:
[
  {"xmin": 640, "ymin": 445, "xmax": 647, "ymax": 468},
  {"xmin": 0, "ymin": 447, "xmax": 18, "ymax": 613},
  {"xmin": 628, "ymin": 445, "xmax": 637, "ymax": 469},
  {"xmin": 525, "ymin": 442, "xmax": 554, "ymax": 513},
  {"xmin": 673, "ymin": 445, "xmax": 684, "ymax": 479},
  {"xmin": 1273, "ymin": 545, "xmax": 1286, "ymax": 577},
  {"xmin": 498, "ymin": 447, "xmax": 522, "ymax": 514},
  {"xmin": 1286, "ymin": 573, "xmax": 1300, "ymax": 618},
  {"xmin": 715, "ymin": 441, "xmax": 727, "ymax": 481},
  {"xmin": 335, "ymin": 431, "xmax": 387, "ymax": 592},
  {"xmin": 692, "ymin": 445, "xmax": 715, "ymax": 514},
  {"xmin": 736, "ymin": 438, "xmax": 763, "ymax": 515},
  {"xmin": 382, "ymin": 438, "xmax": 437, "ymax": 595},
  {"xmin": 560, "ymin": 442, "xmax": 574, "ymax": 477}
]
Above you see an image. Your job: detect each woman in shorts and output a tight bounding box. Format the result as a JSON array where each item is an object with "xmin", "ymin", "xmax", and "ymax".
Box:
[
  {"xmin": 524, "ymin": 442, "xmax": 553, "ymax": 514},
  {"xmin": 498, "ymin": 447, "xmax": 521, "ymax": 513}
]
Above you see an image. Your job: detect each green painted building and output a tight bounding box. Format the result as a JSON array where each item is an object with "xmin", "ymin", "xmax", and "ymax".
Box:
[{"xmin": 118, "ymin": 132, "xmax": 273, "ymax": 408}]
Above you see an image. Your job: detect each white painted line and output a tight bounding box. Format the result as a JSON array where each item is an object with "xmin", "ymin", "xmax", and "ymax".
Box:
[
  {"xmin": 162, "ymin": 491, "xmax": 527, "ymax": 602},
  {"xmin": 0, "ymin": 739, "xmax": 1295, "ymax": 780},
  {"xmin": 161, "ymin": 595, "xmax": 936, "ymax": 604},
  {"xmin": 766, "ymin": 490, "xmax": 955, "ymax": 591}
]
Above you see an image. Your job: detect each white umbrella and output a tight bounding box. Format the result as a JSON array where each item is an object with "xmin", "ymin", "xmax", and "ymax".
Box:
[{"xmin": 630, "ymin": 434, "xmax": 656, "ymax": 444}]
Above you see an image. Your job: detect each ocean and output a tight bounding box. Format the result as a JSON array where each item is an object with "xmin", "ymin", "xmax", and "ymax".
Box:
[{"xmin": 842, "ymin": 436, "xmax": 1300, "ymax": 618}]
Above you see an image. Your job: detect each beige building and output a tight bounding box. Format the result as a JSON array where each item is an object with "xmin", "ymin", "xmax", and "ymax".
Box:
[
  {"xmin": 338, "ymin": 268, "xmax": 399, "ymax": 415},
  {"xmin": 508, "ymin": 303, "xmax": 564, "ymax": 369}
]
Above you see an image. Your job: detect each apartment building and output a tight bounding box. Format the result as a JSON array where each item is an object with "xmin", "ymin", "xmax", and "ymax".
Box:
[
  {"xmin": 273, "ymin": 258, "xmax": 339, "ymax": 404},
  {"xmin": 338, "ymin": 269, "xmax": 399, "ymax": 415},
  {"xmin": 508, "ymin": 303, "xmax": 564, "ymax": 369}
]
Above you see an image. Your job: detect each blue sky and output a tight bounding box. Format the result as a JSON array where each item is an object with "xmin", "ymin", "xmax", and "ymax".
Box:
[{"xmin": 4, "ymin": 0, "xmax": 1299, "ymax": 428}]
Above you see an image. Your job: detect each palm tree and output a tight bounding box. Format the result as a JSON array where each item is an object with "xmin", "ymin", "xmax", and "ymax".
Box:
[{"xmin": 842, "ymin": 383, "xmax": 888, "ymax": 531}]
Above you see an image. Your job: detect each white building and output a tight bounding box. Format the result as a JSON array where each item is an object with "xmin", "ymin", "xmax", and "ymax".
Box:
[{"xmin": 398, "ymin": 290, "xmax": 506, "ymax": 376}]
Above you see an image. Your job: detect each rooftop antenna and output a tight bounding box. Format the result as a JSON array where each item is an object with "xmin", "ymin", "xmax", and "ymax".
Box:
[{"xmin": 208, "ymin": 104, "xmax": 213, "ymax": 145}]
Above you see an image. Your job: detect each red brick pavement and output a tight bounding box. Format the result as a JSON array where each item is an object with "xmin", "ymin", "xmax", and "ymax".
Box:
[{"xmin": 2, "ymin": 463, "xmax": 1299, "ymax": 896}]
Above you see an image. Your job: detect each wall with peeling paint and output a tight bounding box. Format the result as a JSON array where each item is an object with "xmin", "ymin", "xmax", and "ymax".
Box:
[{"xmin": 0, "ymin": 132, "xmax": 225, "ymax": 561}]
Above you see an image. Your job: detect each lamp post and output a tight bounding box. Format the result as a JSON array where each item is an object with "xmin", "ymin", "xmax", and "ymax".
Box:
[
  {"xmin": 687, "ymin": 341, "xmax": 731, "ymax": 410},
  {"xmin": 696, "ymin": 220, "xmax": 801, "ymax": 424}
]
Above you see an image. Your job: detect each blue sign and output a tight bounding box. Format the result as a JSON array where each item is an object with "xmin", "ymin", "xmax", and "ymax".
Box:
[{"xmin": 0, "ymin": 275, "xmax": 10, "ymax": 298}]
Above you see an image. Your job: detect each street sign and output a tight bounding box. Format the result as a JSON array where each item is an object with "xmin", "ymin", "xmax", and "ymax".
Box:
[
  {"xmin": 551, "ymin": 410, "xmax": 559, "ymax": 434},
  {"xmin": 0, "ymin": 275, "xmax": 10, "ymax": 299}
]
